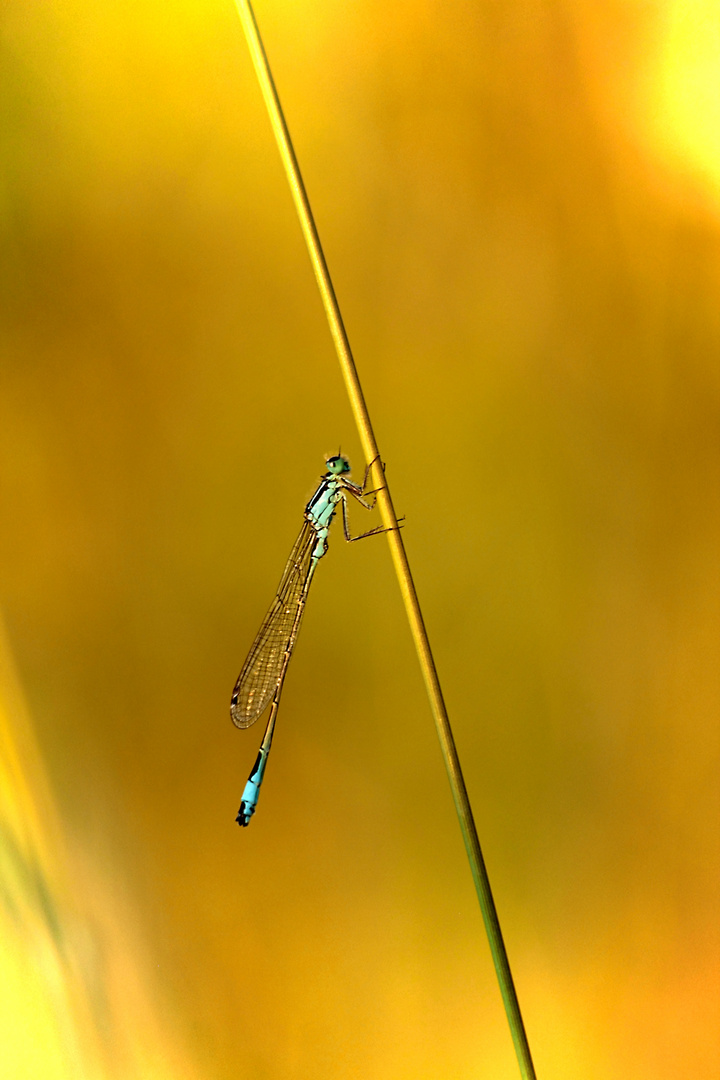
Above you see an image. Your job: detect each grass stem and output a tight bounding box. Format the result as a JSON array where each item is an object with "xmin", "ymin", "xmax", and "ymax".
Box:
[{"xmin": 233, "ymin": 3, "xmax": 537, "ymax": 1076}]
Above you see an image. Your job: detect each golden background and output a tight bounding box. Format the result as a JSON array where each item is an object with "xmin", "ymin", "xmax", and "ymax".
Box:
[{"xmin": 1, "ymin": 1, "xmax": 718, "ymax": 1077}]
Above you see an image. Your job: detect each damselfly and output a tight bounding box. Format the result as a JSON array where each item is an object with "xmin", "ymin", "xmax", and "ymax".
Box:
[{"xmin": 231, "ymin": 454, "xmax": 397, "ymax": 826}]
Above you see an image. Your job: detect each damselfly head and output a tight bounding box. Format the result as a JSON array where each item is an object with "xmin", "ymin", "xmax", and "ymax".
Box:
[{"xmin": 326, "ymin": 454, "xmax": 351, "ymax": 475}]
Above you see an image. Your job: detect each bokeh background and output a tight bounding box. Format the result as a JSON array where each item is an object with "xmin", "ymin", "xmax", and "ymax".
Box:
[{"xmin": 1, "ymin": 1, "xmax": 718, "ymax": 1077}]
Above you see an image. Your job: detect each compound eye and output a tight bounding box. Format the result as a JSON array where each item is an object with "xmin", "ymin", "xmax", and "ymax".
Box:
[{"xmin": 326, "ymin": 454, "xmax": 350, "ymax": 475}]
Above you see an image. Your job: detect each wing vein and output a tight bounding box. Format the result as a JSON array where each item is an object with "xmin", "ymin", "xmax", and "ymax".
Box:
[{"xmin": 230, "ymin": 519, "xmax": 317, "ymax": 728}]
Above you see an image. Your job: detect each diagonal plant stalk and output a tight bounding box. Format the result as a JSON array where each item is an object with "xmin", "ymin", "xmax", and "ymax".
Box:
[{"xmin": 232, "ymin": 3, "xmax": 537, "ymax": 1077}]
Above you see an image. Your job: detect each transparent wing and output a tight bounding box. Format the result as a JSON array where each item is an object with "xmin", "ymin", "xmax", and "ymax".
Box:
[{"xmin": 230, "ymin": 519, "xmax": 317, "ymax": 729}]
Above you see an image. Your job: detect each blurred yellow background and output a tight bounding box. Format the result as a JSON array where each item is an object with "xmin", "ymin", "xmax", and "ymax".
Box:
[{"xmin": 1, "ymin": 1, "xmax": 718, "ymax": 1077}]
